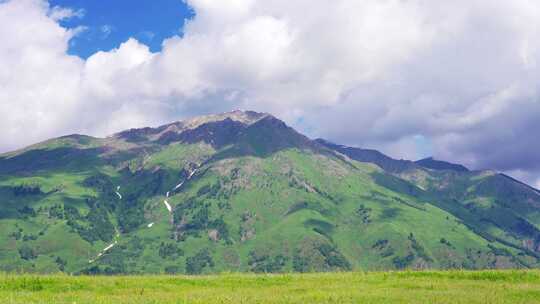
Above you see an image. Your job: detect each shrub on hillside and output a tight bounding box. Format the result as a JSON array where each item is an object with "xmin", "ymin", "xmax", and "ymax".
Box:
[
  {"xmin": 159, "ymin": 242, "xmax": 184, "ymax": 260},
  {"xmin": 248, "ymin": 251, "xmax": 287, "ymax": 273},
  {"xmin": 186, "ymin": 249, "xmax": 214, "ymax": 274},
  {"xmin": 164, "ymin": 265, "xmax": 181, "ymax": 274},
  {"xmin": 12, "ymin": 184, "xmax": 43, "ymax": 196},
  {"xmin": 17, "ymin": 206, "xmax": 36, "ymax": 219},
  {"xmin": 18, "ymin": 245, "xmax": 37, "ymax": 260},
  {"xmin": 317, "ymin": 244, "xmax": 351, "ymax": 270},
  {"xmin": 55, "ymin": 257, "xmax": 67, "ymax": 271},
  {"xmin": 408, "ymin": 233, "xmax": 433, "ymax": 262},
  {"xmin": 393, "ymin": 253, "xmax": 415, "ymax": 269}
]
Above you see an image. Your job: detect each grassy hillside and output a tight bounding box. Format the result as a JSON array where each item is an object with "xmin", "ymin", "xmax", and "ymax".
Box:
[
  {"xmin": 1, "ymin": 270, "xmax": 540, "ymax": 303},
  {"xmin": 1, "ymin": 111, "xmax": 539, "ymax": 274}
]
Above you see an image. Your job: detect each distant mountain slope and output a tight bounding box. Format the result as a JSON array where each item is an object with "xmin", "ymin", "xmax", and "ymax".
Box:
[
  {"xmin": 0, "ymin": 110, "xmax": 539, "ymax": 274},
  {"xmin": 415, "ymin": 157, "xmax": 469, "ymax": 172},
  {"xmin": 315, "ymin": 139, "xmax": 418, "ymax": 173}
]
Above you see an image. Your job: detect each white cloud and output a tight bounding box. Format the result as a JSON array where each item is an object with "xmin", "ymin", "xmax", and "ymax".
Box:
[
  {"xmin": 1, "ymin": 0, "xmax": 540, "ymax": 184},
  {"xmin": 48, "ymin": 5, "xmax": 84, "ymax": 21},
  {"xmin": 100, "ymin": 25, "xmax": 113, "ymax": 39},
  {"xmin": 0, "ymin": 0, "xmax": 84, "ymax": 151},
  {"xmin": 71, "ymin": 25, "xmax": 88, "ymax": 37}
]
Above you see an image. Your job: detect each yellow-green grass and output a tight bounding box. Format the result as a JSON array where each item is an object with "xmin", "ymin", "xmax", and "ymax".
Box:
[{"xmin": 1, "ymin": 270, "xmax": 540, "ymax": 304}]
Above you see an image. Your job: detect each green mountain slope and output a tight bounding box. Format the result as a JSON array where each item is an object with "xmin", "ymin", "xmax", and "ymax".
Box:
[{"xmin": 1, "ymin": 110, "xmax": 539, "ymax": 274}]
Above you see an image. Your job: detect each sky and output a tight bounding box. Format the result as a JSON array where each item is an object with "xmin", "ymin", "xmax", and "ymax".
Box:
[
  {"xmin": 0, "ymin": 0, "xmax": 539, "ymax": 188},
  {"xmin": 48, "ymin": 0, "xmax": 193, "ymax": 58}
]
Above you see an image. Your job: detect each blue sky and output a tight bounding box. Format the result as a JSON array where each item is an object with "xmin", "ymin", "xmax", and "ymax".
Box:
[{"xmin": 50, "ymin": 0, "xmax": 193, "ymax": 58}]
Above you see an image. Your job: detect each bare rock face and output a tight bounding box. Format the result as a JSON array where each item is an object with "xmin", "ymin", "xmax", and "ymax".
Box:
[
  {"xmin": 160, "ymin": 118, "xmax": 247, "ymax": 147},
  {"xmin": 115, "ymin": 110, "xmax": 269, "ymax": 145},
  {"xmin": 208, "ymin": 229, "xmax": 220, "ymax": 242},
  {"xmin": 240, "ymin": 211, "xmax": 256, "ymax": 242}
]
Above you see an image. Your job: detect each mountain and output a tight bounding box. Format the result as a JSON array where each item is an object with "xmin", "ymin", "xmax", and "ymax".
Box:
[
  {"xmin": 1, "ymin": 110, "xmax": 540, "ymax": 274},
  {"xmin": 314, "ymin": 139, "xmax": 418, "ymax": 173},
  {"xmin": 415, "ymin": 157, "xmax": 469, "ymax": 172}
]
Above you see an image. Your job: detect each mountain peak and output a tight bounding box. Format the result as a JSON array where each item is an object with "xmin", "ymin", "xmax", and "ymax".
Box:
[
  {"xmin": 180, "ymin": 110, "xmax": 269, "ymax": 130},
  {"xmin": 114, "ymin": 110, "xmax": 270, "ymax": 144}
]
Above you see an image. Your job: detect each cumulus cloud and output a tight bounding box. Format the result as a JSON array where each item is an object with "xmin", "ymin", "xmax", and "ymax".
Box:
[
  {"xmin": 0, "ymin": 0, "xmax": 539, "ymax": 184},
  {"xmin": 48, "ymin": 5, "xmax": 84, "ymax": 21},
  {"xmin": 0, "ymin": 0, "xmax": 83, "ymax": 150}
]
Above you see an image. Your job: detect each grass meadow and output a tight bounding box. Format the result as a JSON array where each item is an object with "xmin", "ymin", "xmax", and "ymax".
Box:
[{"xmin": 1, "ymin": 270, "xmax": 540, "ymax": 304}]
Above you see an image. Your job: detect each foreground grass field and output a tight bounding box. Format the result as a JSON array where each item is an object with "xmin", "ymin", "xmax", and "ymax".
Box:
[{"xmin": 1, "ymin": 271, "xmax": 540, "ymax": 304}]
